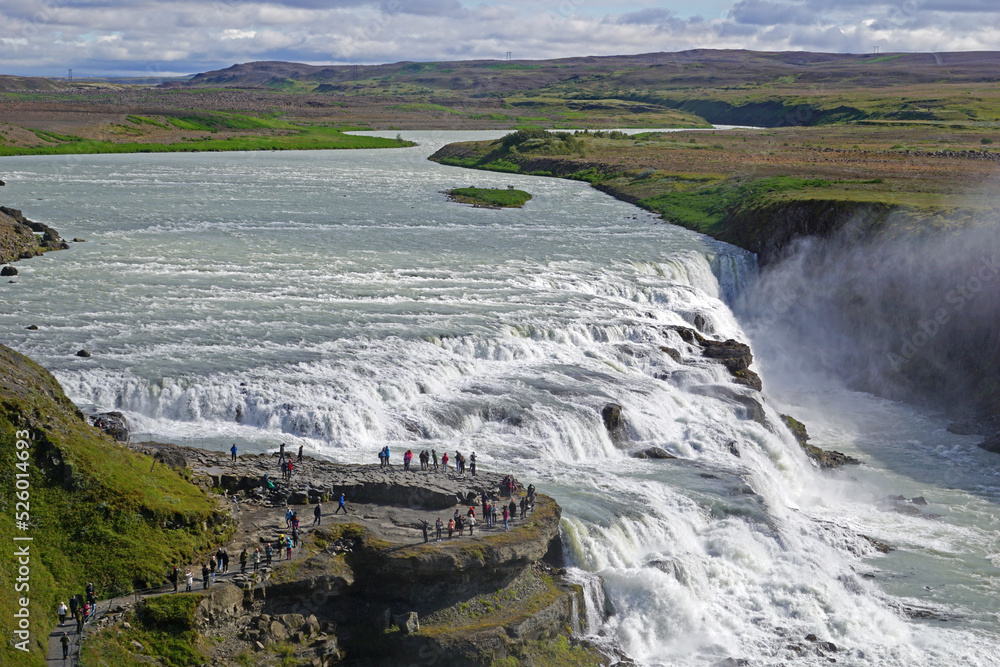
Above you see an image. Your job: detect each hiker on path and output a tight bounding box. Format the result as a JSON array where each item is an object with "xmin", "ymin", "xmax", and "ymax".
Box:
[
  {"xmin": 69, "ymin": 595, "xmax": 79, "ymax": 619},
  {"xmin": 455, "ymin": 514, "xmax": 464, "ymax": 535},
  {"xmin": 520, "ymin": 496, "xmax": 528, "ymax": 519},
  {"xmin": 222, "ymin": 548, "xmax": 230, "ymax": 573},
  {"xmin": 209, "ymin": 555, "xmax": 217, "ymax": 582},
  {"xmin": 230, "ymin": 443, "xmax": 237, "ymax": 462},
  {"xmin": 435, "ymin": 517, "xmax": 443, "ymax": 541},
  {"xmin": 292, "ymin": 526, "xmax": 299, "ymax": 547},
  {"xmin": 503, "ymin": 506, "xmax": 510, "ymax": 531},
  {"xmin": 508, "ymin": 499, "xmax": 517, "ymax": 521},
  {"xmin": 253, "ymin": 548, "xmax": 261, "ymax": 572},
  {"xmin": 265, "ymin": 543, "xmax": 273, "ymax": 565},
  {"xmin": 285, "ymin": 537, "xmax": 293, "ymax": 560},
  {"xmin": 74, "ymin": 608, "xmax": 83, "ymax": 634},
  {"xmin": 468, "ymin": 515, "xmax": 476, "ymax": 536},
  {"xmin": 202, "ymin": 563, "xmax": 210, "ymax": 589},
  {"xmin": 60, "ymin": 632, "xmax": 70, "ymax": 660},
  {"xmin": 421, "ymin": 519, "xmax": 429, "ymax": 543},
  {"xmin": 58, "ymin": 601, "xmax": 68, "ymax": 626},
  {"xmin": 239, "ymin": 548, "xmax": 248, "ymax": 574},
  {"xmin": 185, "ymin": 570, "xmax": 193, "ymax": 592},
  {"xmin": 285, "ymin": 508, "xmax": 294, "ymax": 528},
  {"xmin": 335, "ymin": 492, "xmax": 348, "ymax": 514},
  {"xmin": 169, "ymin": 566, "xmax": 179, "ymax": 593},
  {"xmin": 313, "ymin": 503, "xmax": 323, "ymax": 525},
  {"xmin": 447, "ymin": 518, "xmax": 455, "ymax": 539}
]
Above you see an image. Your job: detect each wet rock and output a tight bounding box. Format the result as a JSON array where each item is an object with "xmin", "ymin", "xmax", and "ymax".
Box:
[
  {"xmin": 910, "ymin": 496, "xmax": 928, "ymax": 505},
  {"xmin": 667, "ymin": 325, "xmax": 762, "ymax": 390},
  {"xmin": 76, "ymin": 349, "xmax": 91, "ymax": 357},
  {"xmin": 861, "ymin": 535, "xmax": 894, "ymax": 553},
  {"xmin": 977, "ymin": 433, "xmax": 1000, "ymax": 454},
  {"xmin": 0, "ymin": 265, "xmax": 16, "ymax": 276},
  {"xmin": 728, "ymin": 441, "xmax": 741, "ymax": 457},
  {"xmin": 659, "ymin": 346, "xmax": 682, "ymax": 363},
  {"xmin": 630, "ymin": 447, "xmax": 676, "ymax": 460},
  {"xmin": 25, "ymin": 325, "xmax": 38, "ymax": 330},
  {"xmin": 602, "ymin": 403, "xmax": 624, "ymax": 431},
  {"xmin": 714, "ymin": 659, "xmax": 750, "ymax": 667},
  {"xmin": 72, "ymin": 237, "xmax": 86, "ymax": 242},
  {"xmin": 781, "ymin": 413, "xmax": 861, "ymax": 469}
]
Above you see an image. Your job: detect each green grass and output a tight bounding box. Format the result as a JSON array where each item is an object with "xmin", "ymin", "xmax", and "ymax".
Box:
[
  {"xmin": 638, "ymin": 176, "xmax": 834, "ymax": 234},
  {"xmin": 0, "ymin": 111, "xmax": 412, "ymax": 157},
  {"xmin": 81, "ymin": 594, "xmax": 207, "ymax": 666},
  {"xmin": 0, "ymin": 346, "xmax": 229, "ymax": 665},
  {"xmin": 448, "ymin": 187, "xmax": 533, "ymax": 208},
  {"xmin": 388, "ymin": 103, "xmax": 460, "ymax": 114}
]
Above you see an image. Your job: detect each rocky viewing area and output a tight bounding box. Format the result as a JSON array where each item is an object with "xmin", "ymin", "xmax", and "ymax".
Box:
[{"xmin": 76, "ymin": 440, "xmax": 611, "ymax": 666}]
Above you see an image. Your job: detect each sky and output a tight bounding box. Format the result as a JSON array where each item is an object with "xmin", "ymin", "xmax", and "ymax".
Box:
[{"xmin": 1, "ymin": 0, "xmax": 998, "ymax": 78}]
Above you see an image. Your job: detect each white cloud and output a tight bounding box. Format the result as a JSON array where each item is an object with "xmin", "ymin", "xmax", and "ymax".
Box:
[{"xmin": 1, "ymin": 1, "xmax": 999, "ymax": 77}]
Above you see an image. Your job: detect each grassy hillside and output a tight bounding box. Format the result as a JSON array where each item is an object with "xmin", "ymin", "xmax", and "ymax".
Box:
[{"xmin": 0, "ymin": 345, "xmax": 230, "ymax": 665}]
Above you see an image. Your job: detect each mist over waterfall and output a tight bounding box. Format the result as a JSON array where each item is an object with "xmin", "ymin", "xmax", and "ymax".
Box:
[
  {"xmin": 738, "ymin": 216, "xmax": 1000, "ymax": 423},
  {"xmin": 3, "ymin": 134, "xmax": 1000, "ymax": 665}
]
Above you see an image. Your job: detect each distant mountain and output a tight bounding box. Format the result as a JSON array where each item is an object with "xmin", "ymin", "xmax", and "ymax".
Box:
[{"xmin": 181, "ymin": 50, "xmax": 1000, "ymax": 94}]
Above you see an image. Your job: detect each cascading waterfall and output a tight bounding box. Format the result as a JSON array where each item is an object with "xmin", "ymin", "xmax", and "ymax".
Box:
[{"xmin": 2, "ymin": 132, "xmax": 999, "ymax": 665}]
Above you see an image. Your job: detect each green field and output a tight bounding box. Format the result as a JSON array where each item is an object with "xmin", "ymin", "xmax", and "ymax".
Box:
[{"xmin": 447, "ymin": 187, "xmax": 533, "ymax": 208}]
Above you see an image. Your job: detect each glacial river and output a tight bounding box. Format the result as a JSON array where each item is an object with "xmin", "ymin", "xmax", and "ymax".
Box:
[{"xmin": 1, "ymin": 131, "xmax": 998, "ymax": 665}]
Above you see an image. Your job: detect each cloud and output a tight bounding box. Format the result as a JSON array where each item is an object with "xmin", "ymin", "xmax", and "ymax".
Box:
[{"xmin": 1, "ymin": 1, "xmax": 999, "ymax": 77}]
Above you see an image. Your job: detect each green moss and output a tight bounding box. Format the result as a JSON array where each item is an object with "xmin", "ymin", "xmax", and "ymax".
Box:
[{"xmin": 490, "ymin": 635, "xmax": 605, "ymax": 667}]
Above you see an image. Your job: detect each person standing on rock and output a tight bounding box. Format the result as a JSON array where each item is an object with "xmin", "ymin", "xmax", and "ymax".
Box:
[
  {"xmin": 508, "ymin": 499, "xmax": 517, "ymax": 523},
  {"xmin": 265, "ymin": 543, "xmax": 273, "ymax": 565},
  {"xmin": 285, "ymin": 537, "xmax": 293, "ymax": 560},
  {"xmin": 230, "ymin": 443, "xmax": 237, "ymax": 462},
  {"xmin": 292, "ymin": 525, "xmax": 299, "ymax": 547},
  {"xmin": 421, "ymin": 519, "xmax": 429, "ymax": 543},
  {"xmin": 216, "ymin": 547, "xmax": 225, "ymax": 572},
  {"xmin": 455, "ymin": 514, "xmax": 464, "ymax": 535},
  {"xmin": 253, "ymin": 548, "xmax": 261, "ymax": 572},
  {"xmin": 435, "ymin": 517, "xmax": 443, "ymax": 541},
  {"xmin": 470, "ymin": 452, "xmax": 476, "ymax": 476},
  {"xmin": 432, "ymin": 449, "xmax": 438, "ymax": 470},
  {"xmin": 222, "ymin": 548, "xmax": 230, "ymax": 573},
  {"xmin": 385, "ymin": 446, "xmax": 391, "ymax": 467},
  {"xmin": 520, "ymin": 496, "xmax": 528, "ymax": 519},
  {"xmin": 335, "ymin": 492, "xmax": 348, "ymax": 514},
  {"xmin": 313, "ymin": 503, "xmax": 322, "ymax": 526},
  {"xmin": 279, "ymin": 442, "xmax": 286, "ymax": 463},
  {"xmin": 378, "ymin": 447, "xmax": 385, "ymax": 467},
  {"xmin": 468, "ymin": 514, "xmax": 476, "ymax": 536},
  {"xmin": 287, "ymin": 460, "xmax": 294, "ymax": 480},
  {"xmin": 502, "ymin": 506, "xmax": 510, "ymax": 531},
  {"xmin": 209, "ymin": 555, "xmax": 217, "ymax": 582},
  {"xmin": 239, "ymin": 548, "xmax": 248, "ymax": 574},
  {"xmin": 403, "ymin": 449, "xmax": 412, "ymax": 471},
  {"xmin": 297, "ymin": 444, "xmax": 303, "ymax": 463},
  {"xmin": 285, "ymin": 508, "xmax": 294, "ymax": 528},
  {"xmin": 202, "ymin": 563, "xmax": 210, "ymax": 589},
  {"xmin": 447, "ymin": 518, "xmax": 455, "ymax": 539},
  {"xmin": 442, "ymin": 452, "xmax": 449, "ymax": 471},
  {"xmin": 58, "ymin": 601, "xmax": 68, "ymax": 626}
]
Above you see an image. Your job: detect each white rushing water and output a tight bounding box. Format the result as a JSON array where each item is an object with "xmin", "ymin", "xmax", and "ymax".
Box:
[{"xmin": 1, "ymin": 131, "xmax": 998, "ymax": 665}]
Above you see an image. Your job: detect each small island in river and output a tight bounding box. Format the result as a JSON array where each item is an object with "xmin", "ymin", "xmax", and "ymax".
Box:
[{"xmin": 446, "ymin": 187, "xmax": 533, "ymax": 209}]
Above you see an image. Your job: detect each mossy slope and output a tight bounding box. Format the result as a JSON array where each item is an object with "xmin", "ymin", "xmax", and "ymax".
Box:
[{"xmin": 0, "ymin": 345, "xmax": 228, "ymax": 665}]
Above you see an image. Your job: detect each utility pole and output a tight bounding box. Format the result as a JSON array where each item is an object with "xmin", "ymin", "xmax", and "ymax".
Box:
[
  {"xmin": 506, "ymin": 51, "xmax": 511, "ymax": 62},
  {"xmin": 68, "ymin": 68, "xmax": 72, "ymax": 83}
]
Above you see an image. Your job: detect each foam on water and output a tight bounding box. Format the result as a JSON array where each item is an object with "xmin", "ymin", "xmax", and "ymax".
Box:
[{"xmin": 2, "ymin": 132, "xmax": 999, "ymax": 665}]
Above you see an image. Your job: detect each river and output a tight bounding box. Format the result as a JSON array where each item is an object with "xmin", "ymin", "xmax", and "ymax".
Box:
[{"xmin": 1, "ymin": 131, "xmax": 998, "ymax": 666}]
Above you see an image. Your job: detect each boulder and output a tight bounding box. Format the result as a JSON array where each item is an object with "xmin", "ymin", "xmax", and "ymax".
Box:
[
  {"xmin": 25, "ymin": 325, "xmax": 38, "ymax": 330},
  {"xmin": 0, "ymin": 265, "xmax": 16, "ymax": 276},
  {"xmin": 0, "ymin": 180, "xmax": 5, "ymax": 186},
  {"xmin": 154, "ymin": 448, "xmax": 187, "ymax": 469},
  {"xmin": 393, "ymin": 611, "xmax": 420, "ymax": 635},
  {"xmin": 76, "ymin": 349, "xmax": 91, "ymax": 358},
  {"xmin": 72, "ymin": 237, "xmax": 86, "ymax": 242},
  {"xmin": 978, "ymin": 433, "xmax": 1000, "ymax": 453},
  {"xmin": 91, "ymin": 411, "xmax": 129, "ymax": 442}
]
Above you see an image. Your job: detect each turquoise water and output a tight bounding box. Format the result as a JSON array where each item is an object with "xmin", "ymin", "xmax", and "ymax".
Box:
[{"xmin": 1, "ymin": 132, "xmax": 998, "ymax": 665}]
